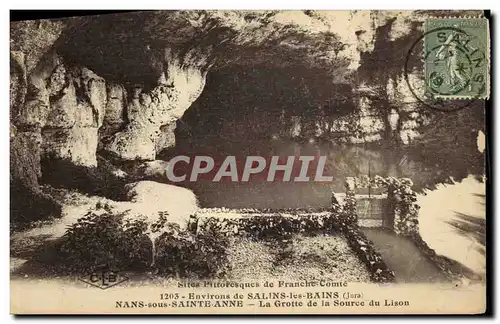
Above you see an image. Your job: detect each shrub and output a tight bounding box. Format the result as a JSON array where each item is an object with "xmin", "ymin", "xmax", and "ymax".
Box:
[
  {"xmin": 57, "ymin": 206, "xmax": 230, "ymax": 278},
  {"xmin": 155, "ymin": 224, "xmax": 230, "ymax": 279},
  {"xmin": 195, "ymin": 212, "xmax": 339, "ymax": 241},
  {"xmin": 387, "ymin": 179, "xmax": 420, "ymax": 236},
  {"xmin": 10, "ymin": 181, "xmax": 62, "ymax": 231},
  {"xmin": 343, "ymin": 178, "xmax": 358, "ymax": 226},
  {"xmin": 57, "ymin": 206, "xmax": 151, "ymax": 273}
]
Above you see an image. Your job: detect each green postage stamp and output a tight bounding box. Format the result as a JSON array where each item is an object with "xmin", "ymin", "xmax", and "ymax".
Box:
[{"xmin": 424, "ymin": 18, "xmax": 490, "ymax": 99}]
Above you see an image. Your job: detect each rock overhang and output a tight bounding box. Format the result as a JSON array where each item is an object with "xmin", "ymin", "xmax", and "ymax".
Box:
[
  {"xmin": 10, "ymin": 9, "xmax": 485, "ymax": 165},
  {"xmin": 13, "ymin": 10, "xmax": 388, "ymax": 86},
  {"xmin": 12, "ymin": 10, "xmax": 485, "ymax": 91}
]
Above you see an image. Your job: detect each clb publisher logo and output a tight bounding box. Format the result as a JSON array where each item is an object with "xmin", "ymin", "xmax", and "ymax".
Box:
[{"xmin": 79, "ymin": 267, "xmax": 129, "ymax": 290}]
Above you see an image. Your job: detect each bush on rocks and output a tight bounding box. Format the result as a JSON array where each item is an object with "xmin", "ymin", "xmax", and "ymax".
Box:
[
  {"xmin": 386, "ymin": 179, "xmax": 420, "ymax": 236},
  {"xmin": 343, "ymin": 178, "xmax": 358, "ymax": 226},
  {"xmin": 195, "ymin": 212, "xmax": 338, "ymax": 240},
  {"xmin": 57, "ymin": 207, "xmax": 151, "ymax": 272},
  {"xmin": 57, "ymin": 205, "xmax": 228, "ymax": 278},
  {"xmin": 155, "ymin": 224, "xmax": 229, "ymax": 279},
  {"xmin": 10, "ymin": 181, "xmax": 62, "ymax": 230}
]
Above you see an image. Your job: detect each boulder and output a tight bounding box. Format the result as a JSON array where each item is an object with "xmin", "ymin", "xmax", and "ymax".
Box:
[{"xmin": 121, "ymin": 181, "xmax": 199, "ymax": 229}]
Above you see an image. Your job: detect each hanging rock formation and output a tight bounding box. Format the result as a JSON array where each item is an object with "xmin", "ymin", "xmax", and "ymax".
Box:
[{"xmin": 104, "ymin": 52, "xmax": 208, "ymax": 160}]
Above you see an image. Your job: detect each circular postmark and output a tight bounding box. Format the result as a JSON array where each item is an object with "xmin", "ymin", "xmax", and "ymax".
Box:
[{"xmin": 404, "ymin": 26, "xmax": 487, "ymax": 112}]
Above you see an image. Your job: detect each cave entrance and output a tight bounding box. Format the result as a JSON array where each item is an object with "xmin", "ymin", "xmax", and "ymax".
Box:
[
  {"xmin": 169, "ymin": 65, "xmax": 356, "ymax": 153},
  {"xmin": 156, "ymin": 66, "xmax": 426, "ymax": 209}
]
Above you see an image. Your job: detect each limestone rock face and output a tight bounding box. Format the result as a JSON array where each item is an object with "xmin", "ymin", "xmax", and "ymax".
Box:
[
  {"xmin": 41, "ymin": 128, "xmax": 100, "ymax": 166},
  {"xmin": 156, "ymin": 122, "xmax": 177, "ymax": 153},
  {"xmin": 10, "ymin": 129, "xmax": 42, "ymax": 189},
  {"xmin": 21, "ymin": 57, "xmax": 108, "ymax": 167},
  {"xmin": 104, "ymin": 58, "xmax": 207, "ymax": 160},
  {"xmin": 42, "ymin": 66, "xmax": 107, "ymax": 129},
  {"xmin": 101, "ymin": 83, "xmax": 127, "ymax": 134},
  {"xmin": 10, "ymin": 47, "xmax": 52, "ymax": 195},
  {"xmin": 104, "ymin": 122, "xmax": 157, "ymax": 161},
  {"xmin": 10, "ymin": 51, "xmax": 27, "ymax": 118},
  {"xmin": 135, "ymin": 160, "xmax": 171, "ymax": 179},
  {"xmin": 10, "ymin": 17, "xmax": 108, "ymax": 168},
  {"xmin": 10, "ymin": 19, "xmax": 66, "ymax": 76},
  {"xmin": 104, "ymin": 84, "xmax": 127, "ymax": 125},
  {"xmin": 9, "ymin": 9, "xmax": 483, "ymax": 187}
]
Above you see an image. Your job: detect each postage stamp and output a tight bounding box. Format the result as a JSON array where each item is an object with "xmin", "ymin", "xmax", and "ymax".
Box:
[{"xmin": 424, "ymin": 18, "xmax": 490, "ymax": 99}]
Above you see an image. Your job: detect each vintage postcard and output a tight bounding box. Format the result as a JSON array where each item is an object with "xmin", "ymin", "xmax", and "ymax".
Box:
[{"xmin": 10, "ymin": 10, "xmax": 489, "ymax": 315}]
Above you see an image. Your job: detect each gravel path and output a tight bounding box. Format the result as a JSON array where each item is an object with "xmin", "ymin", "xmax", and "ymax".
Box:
[{"xmin": 226, "ymin": 234, "xmax": 371, "ymax": 282}]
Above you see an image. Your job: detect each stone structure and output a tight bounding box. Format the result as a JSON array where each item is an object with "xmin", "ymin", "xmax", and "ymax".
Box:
[{"xmin": 341, "ymin": 175, "xmax": 420, "ymax": 234}]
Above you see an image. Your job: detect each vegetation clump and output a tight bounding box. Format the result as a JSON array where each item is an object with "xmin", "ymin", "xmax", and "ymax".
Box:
[{"xmin": 57, "ymin": 205, "xmax": 229, "ymax": 278}]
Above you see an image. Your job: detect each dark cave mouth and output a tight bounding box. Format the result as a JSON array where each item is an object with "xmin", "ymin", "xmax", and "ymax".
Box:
[{"xmin": 159, "ymin": 65, "xmax": 357, "ymax": 158}]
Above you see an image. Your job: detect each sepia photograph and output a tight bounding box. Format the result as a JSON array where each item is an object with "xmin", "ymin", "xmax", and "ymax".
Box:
[{"xmin": 9, "ymin": 9, "xmax": 489, "ymax": 314}]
